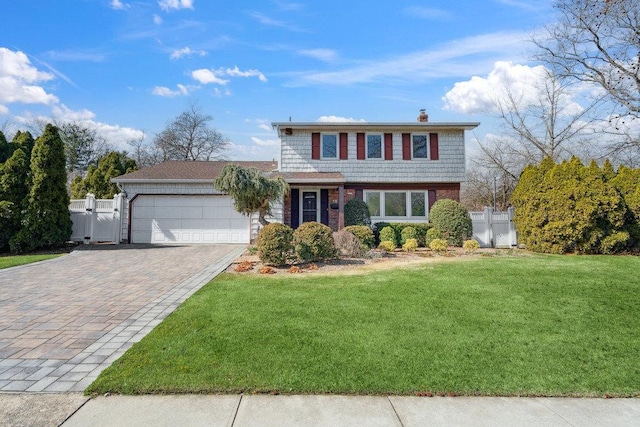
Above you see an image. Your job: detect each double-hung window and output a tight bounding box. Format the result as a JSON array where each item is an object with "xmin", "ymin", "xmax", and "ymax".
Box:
[
  {"xmin": 366, "ymin": 134, "xmax": 382, "ymax": 159},
  {"xmin": 364, "ymin": 190, "xmax": 428, "ymax": 220},
  {"xmin": 412, "ymin": 134, "xmax": 429, "ymax": 158},
  {"xmin": 321, "ymin": 134, "xmax": 338, "ymax": 159}
]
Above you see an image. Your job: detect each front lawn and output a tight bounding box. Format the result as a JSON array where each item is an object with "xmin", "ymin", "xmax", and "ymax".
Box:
[
  {"xmin": 87, "ymin": 254, "xmax": 640, "ymax": 396},
  {"xmin": 0, "ymin": 254, "xmax": 62, "ymax": 269}
]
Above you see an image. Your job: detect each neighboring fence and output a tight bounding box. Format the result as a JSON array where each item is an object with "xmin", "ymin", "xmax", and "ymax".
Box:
[
  {"xmin": 470, "ymin": 207, "xmax": 518, "ymax": 248},
  {"xmin": 70, "ymin": 193, "xmax": 124, "ymax": 244}
]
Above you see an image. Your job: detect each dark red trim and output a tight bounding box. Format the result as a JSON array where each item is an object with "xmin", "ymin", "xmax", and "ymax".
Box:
[
  {"xmin": 384, "ymin": 133, "xmax": 393, "ymax": 160},
  {"xmin": 430, "ymin": 133, "xmax": 439, "ymax": 160},
  {"xmin": 402, "ymin": 133, "xmax": 411, "ymax": 160},
  {"xmin": 311, "ymin": 132, "xmax": 321, "ymax": 160},
  {"xmin": 339, "ymin": 132, "xmax": 348, "ymax": 160},
  {"xmin": 356, "ymin": 133, "xmax": 365, "ymax": 160},
  {"xmin": 428, "ymin": 190, "xmax": 437, "ymax": 209}
]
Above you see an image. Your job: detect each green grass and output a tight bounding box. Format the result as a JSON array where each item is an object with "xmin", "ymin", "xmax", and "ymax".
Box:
[
  {"xmin": 0, "ymin": 254, "xmax": 62, "ymax": 269},
  {"xmin": 87, "ymin": 255, "xmax": 640, "ymax": 397}
]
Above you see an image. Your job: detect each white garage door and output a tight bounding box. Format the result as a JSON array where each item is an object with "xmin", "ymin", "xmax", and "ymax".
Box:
[{"xmin": 131, "ymin": 195, "xmax": 250, "ymax": 244}]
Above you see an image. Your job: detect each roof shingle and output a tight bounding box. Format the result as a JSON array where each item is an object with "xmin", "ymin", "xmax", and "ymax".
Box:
[{"xmin": 112, "ymin": 160, "xmax": 279, "ymax": 182}]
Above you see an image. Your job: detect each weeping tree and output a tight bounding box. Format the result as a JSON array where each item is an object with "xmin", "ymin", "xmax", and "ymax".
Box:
[{"xmin": 214, "ymin": 164, "xmax": 289, "ymax": 226}]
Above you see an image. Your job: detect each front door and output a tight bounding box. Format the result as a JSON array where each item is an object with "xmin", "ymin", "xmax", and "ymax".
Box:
[{"xmin": 302, "ymin": 191, "xmax": 318, "ymax": 223}]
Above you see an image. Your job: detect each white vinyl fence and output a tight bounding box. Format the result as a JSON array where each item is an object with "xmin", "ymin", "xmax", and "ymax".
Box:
[
  {"xmin": 70, "ymin": 193, "xmax": 124, "ymax": 244},
  {"xmin": 470, "ymin": 207, "xmax": 518, "ymax": 248}
]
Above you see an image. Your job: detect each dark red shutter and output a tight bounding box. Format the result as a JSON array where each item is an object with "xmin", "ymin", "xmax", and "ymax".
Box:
[
  {"xmin": 384, "ymin": 133, "xmax": 393, "ymax": 160},
  {"xmin": 402, "ymin": 133, "xmax": 411, "ymax": 160},
  {"xmin": 428, "ymin": 190, "xmax": 437, "ymax": 210},
  {"xmin": 430, "ymin": 133, "xmax": 439, "ymax": 160},
  {"xmin": 311, "ymin": 133, "xmax": 320, "ymax": 160},
  {"xmin": 356, "ymin": 133, "xmax": 365, "ymax": 160},
  {"xmin": 339, "ymin": 133, "xmax": 348, "ymax": 160}
]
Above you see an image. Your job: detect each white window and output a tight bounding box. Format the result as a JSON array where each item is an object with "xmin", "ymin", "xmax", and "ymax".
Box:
[
  {"xmin": 412, "ymin": 134, "xmax": 429, "ymax": 159},
  {"xmin": 366, "ymin": 134, "xmax": 382, "ymax": 159},
  {"xmin": 321, "ymin": 134, "xmax": 337, "ymax": 159},
  {"xmin": 364, "ymin": 190, "xmax": 428, "ymax": 219}
]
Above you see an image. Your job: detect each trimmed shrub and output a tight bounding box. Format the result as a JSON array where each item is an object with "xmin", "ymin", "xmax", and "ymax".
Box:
[
  {"xmin": 344, "ymin": 225, "xmax": 375, "ymax": 249},
  {"xmin": 344, "ymin": 198, "xmax": 371, "ymax": 226},
  {"xmin": 429, "ymin": 238, "xmax": 448, "ymax": 253},
  {"xmin": 333, "ymin": 230, "xmax": 364, "ymax": 257},
  {"xmin": 378, "ymin": 240, "xmax": 396, "ymax": 252},
  {"xmin": 429, "ymin": 199, "xmax": 472, "ymax": 246},
  {"xmin": 463, "ymin": 239, "xmax": 480, "ymax": 254},
  {"xmin": 293, "ymin": 221, "xmax": 337, "ymax": 262},
  {"xmin": 256, "ymin": 223, "xmax": 294, "ymax": 266},
  {"xmin": 379, "ymin": 226, "xmax": 397, "ymax": 246},
  {"xmin": 512, "ymin": 157, "xmax": 632, "ymax": 254},
  {"xmin": 402, "ymin": 238, "xmax": 418, "ymax": 252},
  {"xmin": 373, "ymin": 222, "xmax": 431, "ymax": 246},
  {"xmin": 400, "ymin": 226, "xmax": 417, "ymax": 245},
  {"xmin": 425, "ymin": 227, "xmax": 442, "ymax": 246}
]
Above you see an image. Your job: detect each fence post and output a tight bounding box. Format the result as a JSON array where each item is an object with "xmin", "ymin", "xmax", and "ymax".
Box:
[
  {"xmin": 113, "ymin": 193, "xmax": 123, "ymax": 245},
  {"xmin": 484, "ymin": 206, "xmax": 493, "ymax": 248},
  {"xmin": 507, "ymin": 206, "xmax": 517, "ymax": 247},
  {"xmin": 84, "ymin": 194, "xmax": 96, "ymax": 244}
]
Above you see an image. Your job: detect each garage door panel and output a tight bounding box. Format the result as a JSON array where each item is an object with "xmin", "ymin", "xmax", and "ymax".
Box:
[{"xmin": 132, "ymin": 195, "xmax": 249, "ymax": 244}]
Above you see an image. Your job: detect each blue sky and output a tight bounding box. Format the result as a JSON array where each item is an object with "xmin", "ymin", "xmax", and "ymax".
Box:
[{"xmin": 1, "ymin": 0, "xmax": 556, "ymax": 161}]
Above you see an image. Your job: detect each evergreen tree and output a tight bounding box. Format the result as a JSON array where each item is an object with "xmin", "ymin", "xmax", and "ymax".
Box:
[
  {"xmin": 0, "ymin": 148, "xmax": 30, "ymax": 249},
  {"xmin": 70, "ymin": 151, "xmax": 137, "ymax": 199},
  {"xmin": 10, "ymin": 124, "xmax": 71, "ymax": 253},
  {"xmin": 0, "ymin": 131, "xmax": 12, "ymax": 164},
  {"xmin": 11, "ymin": 131, "xmax": 35, "ymax": 165}
]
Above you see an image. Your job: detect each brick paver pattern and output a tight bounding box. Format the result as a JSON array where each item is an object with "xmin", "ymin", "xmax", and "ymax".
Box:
[{"xmin": 0, "ymin": 244, "xmax": 244, "ymax": 392}]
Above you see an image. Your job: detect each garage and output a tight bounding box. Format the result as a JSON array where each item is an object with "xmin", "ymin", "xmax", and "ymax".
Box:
[{"xmin": 130, "ymin": 195, "xmax": 250, "ymax": 244}]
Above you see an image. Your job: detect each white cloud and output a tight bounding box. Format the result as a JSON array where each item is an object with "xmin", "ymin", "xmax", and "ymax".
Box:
[
  {"xmin": 225, "ymin": 66, "xmax": 267, "ymax": 82},
  {"xmin": 298, "ymin": 49, "xmax": 337, "ymax": 62},
  {"xmin": 0, "ymin": 48, "xmax": 58, "ymax": 112},
  {"xmin": 317, "ymin": 115, "xmax": 366, "ymax": 123},
  {"xmin": 110, "ymin": 0, "xmax": 128, "ymax": 10},
  {"xmin": 290, "ymin": 31, "xmax": 530, "ymax": 86},
  {"xmin": 170, "ymin": 47, "xmax": 206, "ymax": 60},
  {"xmin": 403, "ymin": 6, "xmax": 451, "ymax": 20},
  {"xmin": 442, "ymin": 61, "xmax": 551, "ymax": 114},
  {"xmin": 151, "ymin": 84, "xmax": 194, "ymax": 97},
  {"xmin": 251, "ymin": 136, "xmax": 279, "ymax": 147},
  {"xmin": 158, "ymin": 0, "xmax": 194, "ymax": 11},
  {"xmin": 50, "ymin": 104, "xmax": 145, "ymax": 150},
  {"xmin": 191, "ymin": 69, "xmax": 229, "ymax": 85},
  {"xmin": 212, "ymin": 87, "xmax": 232, "ymax": 97},
  {"xmin": 0, "ymin": 105, "xmax": 9, "ymax": 115},
  {"xmin": 153, "ymin": 14, "xmax": 163, "ymax": 25},
  {"xmin": 192, "ymin": 66, "xmax": 267, "ymax": 85}
]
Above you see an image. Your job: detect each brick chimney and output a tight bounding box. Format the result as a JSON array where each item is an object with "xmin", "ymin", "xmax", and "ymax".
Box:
[{"xmin": 417, "ymin": 109, "xmax": 428, "ymax": 122}]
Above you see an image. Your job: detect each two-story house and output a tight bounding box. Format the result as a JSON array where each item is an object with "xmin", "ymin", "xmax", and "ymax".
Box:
[
  {"xmin": 111, "ymin": 116, "xmax": 478, "ymax": 244},
  {"xmin": 272, "ymin": 117, "xmax": 479, "ymax": 231}
]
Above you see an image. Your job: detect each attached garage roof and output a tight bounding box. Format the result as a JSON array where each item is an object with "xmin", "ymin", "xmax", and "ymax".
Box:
[{"xmin": 112, "ymin": 160, "xmax": 279, "ymax": 183}]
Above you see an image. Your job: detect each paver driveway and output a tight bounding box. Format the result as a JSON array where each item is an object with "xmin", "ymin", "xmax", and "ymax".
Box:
[{"xmin": 0, "ymin": 244, "xmax": 245, "ymax": 393}]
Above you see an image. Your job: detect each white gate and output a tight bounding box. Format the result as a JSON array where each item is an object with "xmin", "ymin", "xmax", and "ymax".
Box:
[
  {"xmin": 470, "ymin": 207, "xmax": 517, "ymax": 248},
  {"xmin": 70, "ymin": 193, "xmax": 124, "ymax": 244}
]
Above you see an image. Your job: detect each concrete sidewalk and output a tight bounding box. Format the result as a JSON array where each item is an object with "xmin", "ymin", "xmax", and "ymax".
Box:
[{"xmin": 6, "ymin": 393, "xmax": 630, "ymax": 427}]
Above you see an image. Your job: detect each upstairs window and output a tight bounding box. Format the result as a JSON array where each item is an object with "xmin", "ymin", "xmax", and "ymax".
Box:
[
  {"xmin": 321, "ymin": 134, "xmax": 338, "ymax": 159},
  {"xmin": 367, "ymin": 134, "xmax": 382, "ymax": 159},
  {"xmin": 412, "ymin": 134, "xmax": 428, "ymax": 158}
]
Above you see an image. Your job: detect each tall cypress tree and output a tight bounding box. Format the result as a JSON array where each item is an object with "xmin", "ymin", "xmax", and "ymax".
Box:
[
  {"xmin": 0, "ymin": 131, "xmax": 11, "ymax": 163},
  {"xmin": 10, "ymin": 124, "xmax": 71, "ymax": 253},
  {"xmin": 11, "ymin": 131, "xmax": 35, "ymax": 165},
  {"xmin": 0, "ymin": 148, "xmax": 30, "ymax": 249}
]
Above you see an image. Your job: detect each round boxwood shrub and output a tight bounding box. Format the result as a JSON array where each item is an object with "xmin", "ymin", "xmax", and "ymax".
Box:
[
  {"xmin": 378, "ymin": 226, "xmax": 397, "ymax": 246},
  {"xmin": 344, "ymin": 198, "xmax": 371, "ymax": 226},
  {"xmin": 429, "ymin": 238, "xmax": 448, "ymax": 253},
  {"xmin": 293, "ymin": 221, "xmax": 337, "ymax": 262},
  {"xmin": 344, "ymin": 225, "xmax": 375, "ymax": 248},
  {"xmin": 256, "ymin": 223, "xmax": 293, "ymax": 266},
  {"xmin": 400, "ymin": 226, "xmax": 417, "ymax": 245},
  {"xmin": 402, "ymin": 238, "xmax": 418, "ymax": 252},
  {"xmin": 378, "ymin": 240, "xmax": 396, "ymax": 252},
  {"xmin": 429, "ymin": 199, "xmax": 472, "ymax": 246},
  {"xmin": 425, "ymin": 227, "xmax": 442, "ymax": 246},
  {"xmin": 463, "ymin": 239, "xmax": 480, "ymax": 254}
]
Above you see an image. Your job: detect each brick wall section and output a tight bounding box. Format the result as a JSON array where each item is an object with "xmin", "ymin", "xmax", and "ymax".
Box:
[{"xmin": 280, "ymin": 130, "xmax": 466, "ymax": 183}]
